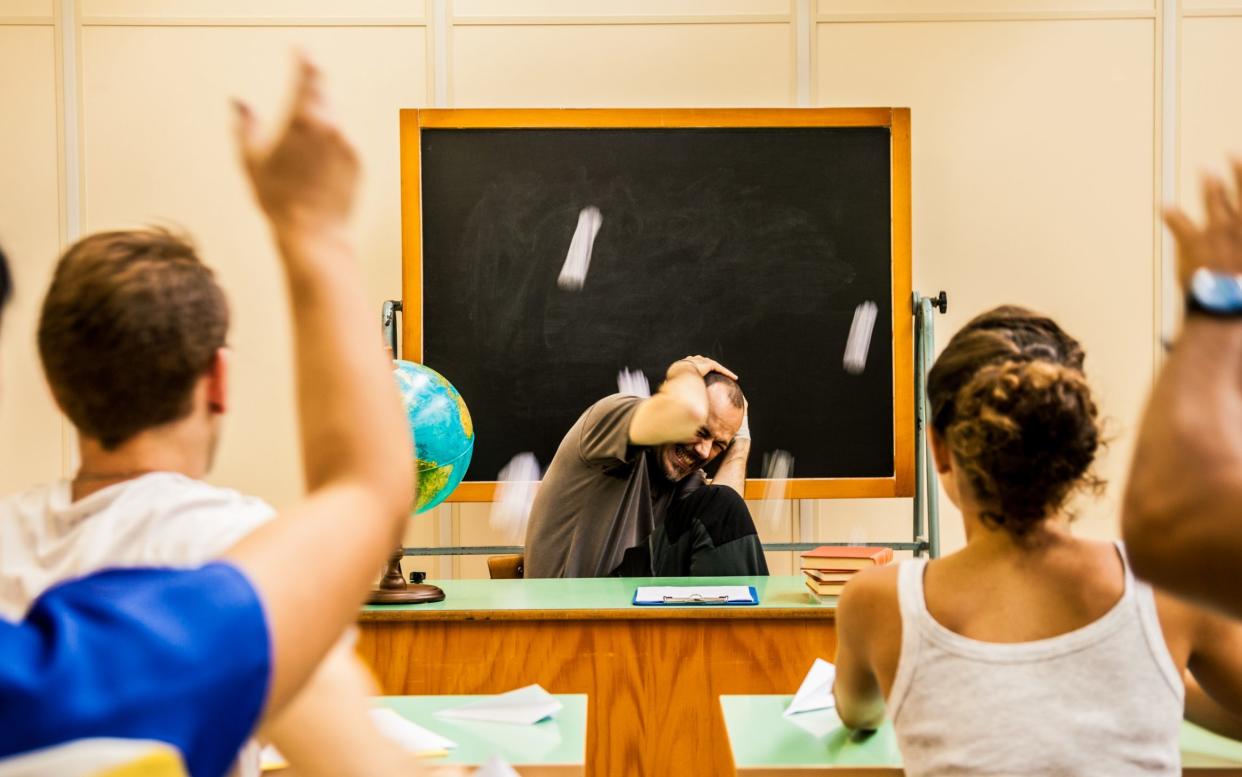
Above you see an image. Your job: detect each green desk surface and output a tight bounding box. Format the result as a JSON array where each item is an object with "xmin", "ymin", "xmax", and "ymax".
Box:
[
  {"xmin": 720, "ymin": 695, "xmax": 1242, "ymax": 770},
  {"xmin": 376, "ymin": 694, "xmax": 587, "ymax": 766},
  {"xmin": 361, "ymin": 575, "xmax": 836, "ymax": 620},
  {"xmin": 720, "ymin": 696, "xmax": 900, "ymax": 768}
]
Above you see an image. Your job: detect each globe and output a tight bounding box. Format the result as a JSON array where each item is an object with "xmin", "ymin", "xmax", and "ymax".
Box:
[{"xmin": 392, "ymin": 359, "xmax": 474, "ymax": 513}]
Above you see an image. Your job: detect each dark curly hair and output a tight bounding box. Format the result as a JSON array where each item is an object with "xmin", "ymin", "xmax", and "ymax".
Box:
[{"xmin": 927, "ymin": 305, "xmax": 1103, "ymax": 536}]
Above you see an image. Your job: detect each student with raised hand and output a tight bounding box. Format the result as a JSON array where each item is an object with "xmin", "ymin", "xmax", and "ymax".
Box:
[
  {"xmin": 0, "ymin": 56, "xmax": 448, "ymax": 777},
  {"xmin": 832, "ymin": 306, "xmax": 1242, "ymax": 776},
  {"xmin": 1124, "ymin": 163, "xmax": 1242, "ymax": 619}
]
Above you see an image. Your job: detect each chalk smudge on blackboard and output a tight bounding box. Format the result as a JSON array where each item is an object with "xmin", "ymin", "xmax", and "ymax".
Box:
[
  {"xmin": 843, "ymin": 301, "xmax": 878, "ymax": 374},
  {"xmin": 558, "ymin": 206, "xmax": 603, "ymax": 290}
]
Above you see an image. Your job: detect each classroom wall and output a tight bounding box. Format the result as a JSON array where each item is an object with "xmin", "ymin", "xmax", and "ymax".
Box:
[{"xmin": 0, "ymin": 0, "xmax": 1233, "ymax": 577}]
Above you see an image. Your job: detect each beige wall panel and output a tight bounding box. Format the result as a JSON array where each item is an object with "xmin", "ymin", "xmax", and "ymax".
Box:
[
  {"xmin": 747, "ymin": 498, "xmax": 795, "ymax": 575},
  {"xmin": 0, "ymin": 25, "xmax": 62, "ymax": 493},
  {"xmin": 817, "ymin": 20, "xmax": 1155, "ymax": 552},
  {"xmin": 818, "ymin": 0, "xmax": 1154, "ymax": 15},
  {"xmin": 0, "ymin": 0, "xmax": 53, "ymax": 19},
  {"xmin": 456, "ymin": 0, "xmax": 788, "ymax": 18},
  {"xmin": 1184, "ymin": 1, "xmax": 1242, "ymax": 12},
  {"xmin": 452, "ymin": 23, "xmax": 793, "ymax": 107},
  {"xmin": 82, "ymin": 0, "xmax": 423, "ymax": 21},
  {"xmin": 81, "ymin": 26, "xmax": 428, "ymax": 509},
  {"xmin": 455, "ymin": 502, "xmax": 495, "ymax": 579},
  {"xmin": 1180, "ymin": 18, "xmax": 1242, "ymax": 221}
]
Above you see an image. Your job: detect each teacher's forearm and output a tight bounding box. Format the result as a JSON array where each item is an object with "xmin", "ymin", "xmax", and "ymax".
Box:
[{"xmin": 713, "ymin": 438, "xmax": 749, "ymax": 497}]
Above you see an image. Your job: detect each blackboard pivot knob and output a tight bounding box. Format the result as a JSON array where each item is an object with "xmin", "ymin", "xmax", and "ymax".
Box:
[{"xmin": 934, "ymin": 291, "xmax": 948, "ymax": 314}]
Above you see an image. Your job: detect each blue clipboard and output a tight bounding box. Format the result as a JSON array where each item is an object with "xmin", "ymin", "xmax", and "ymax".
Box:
[{"xmin": 632, "ymin": 586, "xmax": 760, "ymax": 606}]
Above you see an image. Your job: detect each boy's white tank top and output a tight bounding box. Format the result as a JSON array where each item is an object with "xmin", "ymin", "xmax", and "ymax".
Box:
[{"xmin": 889, "ymin": 542, "xmax": 1184, "ymax": 776}]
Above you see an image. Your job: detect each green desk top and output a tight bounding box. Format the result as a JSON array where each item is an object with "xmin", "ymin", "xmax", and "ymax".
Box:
[
  {"xmin": 377, "ymin": 694, "xmax": 587, "ymax": 766},
  {"xmin": 361, "ymin": 575, "xmax": 835, "ymax": 620},
  {"xmin": 720, "ymin": 695, "xmax": 1242, "ymax": 770},
  {"xmin": 720, "ymin": 695, "xmax": 901, "ymax": 768}
]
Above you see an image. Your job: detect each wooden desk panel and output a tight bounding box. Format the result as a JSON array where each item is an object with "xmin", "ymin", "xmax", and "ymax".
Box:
[{"xmin": 356, "ymin": 577, "xmax": 836, "ymax": 777}]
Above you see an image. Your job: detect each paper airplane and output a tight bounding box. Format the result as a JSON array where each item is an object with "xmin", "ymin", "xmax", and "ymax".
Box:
[
  {"xmin": 475, "ymin": 755, "xmax": 521, "ymax": 777},
  {"xmin": 785, "ymin": 706, "xmax": 845, "ymax": 739},
  {"xmin": 435, "ymin": 684, "xmax": 563, "ymax": 725},
  {"xmin": 369, "ymin": 707, "xmax": 456, "ymax": 753},
  {"xmin": 784, "ymin": 658, "xmax": 837, "ymax": 717}
]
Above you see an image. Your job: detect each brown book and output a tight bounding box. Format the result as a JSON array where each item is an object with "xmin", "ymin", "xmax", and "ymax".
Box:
[
  {"xmin": 805, "ymin": 578, "xmax": 847, "ymax": 596},
  {"xmin": 800, "ymin": 545, "xmax": 893, "ymax": 571},
  {"xmin": 803, "ymin": 569, "xmax": 854, "ymax": 584}
]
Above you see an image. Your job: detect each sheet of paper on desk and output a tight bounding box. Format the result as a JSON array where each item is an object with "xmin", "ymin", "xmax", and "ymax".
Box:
[
  {"xmin": 785, "ymin": 706, "xmax": 845, "ymax": 739},
  {"xmin": 474, "ymin": 755, "xmax": 521, "ymax": 777},
  {"xmin": 633, "ymin": 585, "xmax": 756, "ymax": 604},
  {"xmin": 435, "ymin": 684, "xmax": 562, "ymax": 725},
  {"xmin": 784, "ymin": 658, "xmax": 837, "ymax": 716},
  {"xmin": 370, "ymin": 707, "xmax": 457, "ymax": 752},
  {"xmin": 259, "ymin": 710, "xmax": 456, "ymax": 770}
]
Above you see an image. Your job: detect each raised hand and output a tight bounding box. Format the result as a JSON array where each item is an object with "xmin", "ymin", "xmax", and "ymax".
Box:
[
  {"xmin": 234, "ymin": 54, "xmax": 359, "ymax": 233},
  {"xmin": 1165, "ymin": 162, "xmax": 1242, "ymax": 289},
  {"xmin": 669, "ymin": 354, "xmax": 738, "ymax": 381}
]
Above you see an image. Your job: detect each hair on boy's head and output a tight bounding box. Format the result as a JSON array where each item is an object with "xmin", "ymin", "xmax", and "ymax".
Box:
[
  {"xmin": 38, "ymin": 228, "xmax": 229, "ymax": 450},
  {"xmin": 0, "ymin": 243, "xmax": 11, "ymax": 316}
]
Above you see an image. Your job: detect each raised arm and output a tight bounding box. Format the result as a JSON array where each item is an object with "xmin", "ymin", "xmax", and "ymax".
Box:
[
  {"xmin": 221, "ymin": 56, "xmax": 413, "ymax": 717},
  {"xmin": 711, "ymin": 404, "xmax": 750, "ymax": 497},
  {"xmin": 1123, "ymin": 167, "xmax": 1242, "ymax": 618},
  {"xmin": 628, "ymin": 356, "xmax": 731, "ymax": 446}
]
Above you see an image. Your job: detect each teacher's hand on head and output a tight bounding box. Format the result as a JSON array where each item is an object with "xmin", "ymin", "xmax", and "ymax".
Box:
[
  {"xmin": 669, "ymin": 355, "xmax": 738, "ymax": 381},
  {"xmin": 234, "ymin": 53, "xmax": 359, "ymax": 233},
  {"xmin": 1165, "ymin": 161, "xmax": 1242, "ymax": 290}
]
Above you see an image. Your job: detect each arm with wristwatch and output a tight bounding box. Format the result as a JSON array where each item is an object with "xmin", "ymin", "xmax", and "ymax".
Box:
[{"xmin": 1123, "ymin": 168, "xmax": 1242, "ymax": 619}]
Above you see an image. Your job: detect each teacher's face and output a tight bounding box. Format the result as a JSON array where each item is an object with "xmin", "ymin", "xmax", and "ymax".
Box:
[{"xmin": 656, "ymin": 383, "xmax": 743, "ymax": 481}]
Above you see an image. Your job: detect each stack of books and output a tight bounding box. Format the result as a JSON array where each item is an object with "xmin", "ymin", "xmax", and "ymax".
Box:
[{"xmin": 801, "ymin": 546, "xmax": 894, "ymax": 599}]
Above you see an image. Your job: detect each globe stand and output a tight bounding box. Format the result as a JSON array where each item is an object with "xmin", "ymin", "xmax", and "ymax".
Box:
[{"xmin": 367, "ymin": 546, "xmax": 445, "ymax": 604}]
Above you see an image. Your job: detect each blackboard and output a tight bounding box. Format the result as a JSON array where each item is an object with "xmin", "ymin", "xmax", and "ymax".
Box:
[{"xmin": 400, "ymin": 109, "xmax": 913, "ymax": 500}]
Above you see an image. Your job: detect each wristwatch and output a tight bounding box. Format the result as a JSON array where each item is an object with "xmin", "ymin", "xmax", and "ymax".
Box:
[{"xmin": 1188, "ymin": 267, "xmax": 1242, "ymax": 317}]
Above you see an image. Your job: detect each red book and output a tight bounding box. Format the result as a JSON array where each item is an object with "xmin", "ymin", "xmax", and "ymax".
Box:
[
  {"xmin": 803, "ymin": 569, "xmax": 855, "ymax": 584},
  {"xmin": 800, "ymin": 545, "xmax": 893, "ymax": 571}
]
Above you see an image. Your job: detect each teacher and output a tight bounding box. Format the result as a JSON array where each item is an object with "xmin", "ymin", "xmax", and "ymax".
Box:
[{"xmin": 524, "ymin": 355, "xmax": 769, "ymax": 578}]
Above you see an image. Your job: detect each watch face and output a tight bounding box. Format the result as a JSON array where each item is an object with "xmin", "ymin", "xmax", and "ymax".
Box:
[{"xmin": 1191, "ymin": 268, "xmax": 1242, "ymax": 313}]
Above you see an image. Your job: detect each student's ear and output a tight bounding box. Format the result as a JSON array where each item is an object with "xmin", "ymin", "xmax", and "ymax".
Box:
[
  {"xmin": 207, "ymin": 347, "xmax": 229, "ymax": 415},
  {"xmin": 929, "ymin": 428, "xmax": 952, "ymax": 475}
]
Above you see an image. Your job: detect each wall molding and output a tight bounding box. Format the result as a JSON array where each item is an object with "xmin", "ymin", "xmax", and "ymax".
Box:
[
  {"xmin": 450, "ymin": 14, "xmax": 791, "ymax": 26},
  {"xmin": 816, "ymin": 10, "xmax": 1157, "ymax": 22},
  {"xmin": 78, "ymin": 16, "xmax": 428, "ymax": 27},
  {"xmin": 794, "ymin": 0, "xmax": 812, "ymax": 106}
]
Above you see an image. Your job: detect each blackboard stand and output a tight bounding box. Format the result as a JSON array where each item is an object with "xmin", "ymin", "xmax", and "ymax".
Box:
[{"xmin": 383, "ymin": 292, "xmax": 947, "ymax": 571}]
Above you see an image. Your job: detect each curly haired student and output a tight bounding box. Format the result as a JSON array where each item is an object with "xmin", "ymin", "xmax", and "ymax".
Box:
[{"xmin": 832, "ymin": 305, "xmax": 1242, "ymax": 777}]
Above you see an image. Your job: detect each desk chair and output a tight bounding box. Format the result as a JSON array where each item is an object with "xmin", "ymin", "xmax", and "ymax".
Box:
[{"xmin": 488, "ymin": 554, "xmax": 524, "ymax": 579}]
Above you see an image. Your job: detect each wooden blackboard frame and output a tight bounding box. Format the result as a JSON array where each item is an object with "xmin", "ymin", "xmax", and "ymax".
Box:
[{"xmin": 399, "ymin": 108, "xmax": 914, "ymax": 501}]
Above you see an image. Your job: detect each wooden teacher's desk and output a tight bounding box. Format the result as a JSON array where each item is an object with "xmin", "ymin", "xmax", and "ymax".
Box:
[{"xmin": 356, "ymin": 576, "xmax": 835, "ymax": 777}]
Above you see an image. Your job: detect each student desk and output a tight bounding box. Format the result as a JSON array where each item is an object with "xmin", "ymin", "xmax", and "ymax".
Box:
[
  {"xmin": 356, "ymin": 576, "xmax": 835, "ymax": 777},
  {"xmin": 377, "ymin": 694, "xmax": 587, "ymax": 775},
  {"xmin": 719, "ymin": 695, "xmax": 1242, "ymax": 776}
]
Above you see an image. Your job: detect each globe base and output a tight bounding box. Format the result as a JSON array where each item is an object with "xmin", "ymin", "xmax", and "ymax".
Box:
[
  {"xmin": 367, "ymin": 546, "xmax": 446, "ymax": 604},
  {"xmin": 368, "ymin": 582, "xmax": 445, "ymax": 604}
]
